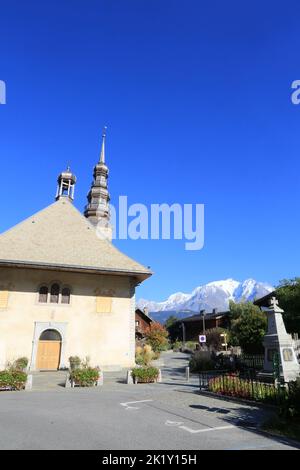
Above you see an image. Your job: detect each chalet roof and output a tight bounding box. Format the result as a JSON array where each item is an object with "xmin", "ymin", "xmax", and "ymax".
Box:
[
  {"xmin": 0, "ymin": 198, "xmax": 152, "ymax": 283},
  {"xmin": 135, "ymin": 308, "xmax": 153, "ymax": 323}
]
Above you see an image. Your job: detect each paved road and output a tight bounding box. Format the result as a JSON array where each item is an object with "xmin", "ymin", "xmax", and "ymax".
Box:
[{"xmin": 0, "ymin": 352, "xmax": 298, "ymax": 450}]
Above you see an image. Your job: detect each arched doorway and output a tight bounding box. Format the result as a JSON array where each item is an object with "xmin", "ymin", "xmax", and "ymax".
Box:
[{"xmin": 36, "ymin": 329, "xmax": 62, "ymax": 370}]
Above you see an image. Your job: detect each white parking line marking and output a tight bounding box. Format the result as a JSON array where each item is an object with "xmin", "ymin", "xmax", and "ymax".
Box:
[
  {"xmin": 120, "ymin": 399, "xmax": 153, "ymax": 410},
  {"xmin": 165, "ymin": 420, "xmax": 184, "ymax": 427},
  {"xmin": 165, "ymin": 420, "xmax": 235, "ymax": 434},
  {"xmin": 179, "ymin": 424, "xmax": 234, "ymax": 434}
]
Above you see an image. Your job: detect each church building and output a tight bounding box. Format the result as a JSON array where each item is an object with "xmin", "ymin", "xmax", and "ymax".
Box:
[{"xmin": 0, "ymin": 131, "xmax": 152, "ymax": 371}]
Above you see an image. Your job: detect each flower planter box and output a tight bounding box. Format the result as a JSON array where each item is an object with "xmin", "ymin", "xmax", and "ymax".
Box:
[
  {"xmin": 131, "ymin": 367, "xmax": 161, "ymax": 384},
  {"xmin": 0, "ymin": 370, "xmax": 27, "ymax": 391},
  {"xmin": 133, "ymin": 377, "xmax": 157, "ymax": 384},
  {"xmin": 67, "ymin": 368, "xmax": 101, "ymax": 388}
]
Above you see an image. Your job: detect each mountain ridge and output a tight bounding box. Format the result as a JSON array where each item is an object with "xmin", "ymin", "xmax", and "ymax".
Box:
[{"xmin": 137, "ymin": 278, "xmax": 273, "ymax": 323}]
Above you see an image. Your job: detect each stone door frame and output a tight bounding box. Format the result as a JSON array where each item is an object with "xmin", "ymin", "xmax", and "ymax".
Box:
[{"xmin": 29, "ymin": 321, "xmax": 68, "ymax": 371}]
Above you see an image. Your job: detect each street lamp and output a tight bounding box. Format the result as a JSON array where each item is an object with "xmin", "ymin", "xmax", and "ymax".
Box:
[{"xmin": 220, "ymin": 332, "xmax": 228, "ymax": 352}]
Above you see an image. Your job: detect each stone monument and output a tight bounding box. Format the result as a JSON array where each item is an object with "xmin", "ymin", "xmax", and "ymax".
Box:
[{"xmin": 261, "ymin": 297, "xmax": 300, "ymax": 383}]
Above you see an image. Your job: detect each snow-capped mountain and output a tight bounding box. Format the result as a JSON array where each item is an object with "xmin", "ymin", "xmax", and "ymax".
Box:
[{"xmin": 137, "ymin": 278, "xmax": 273, "ymax": 322}]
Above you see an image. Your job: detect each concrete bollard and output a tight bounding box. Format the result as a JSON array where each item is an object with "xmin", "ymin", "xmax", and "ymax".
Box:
[
  {"xmin": 65, "ymin": 373, "xmax": 72, "ymax": 388},
  {"xmin": 97, "ymin": 374, "xmax": 104, "ymax": 386},
  {"xmin": 157, "ymin": 369, "xmax": 162, "ymax": 383},
  {"xmin": 127, "ymin": 370, "xmax": 134, "ymax": 384},
  {"xmin": 25, "ymin": 374, "xmax": 32, "ymax": 391},
  {"xmin": 186, "ymin": 366, "xmax": 190, "ymax": 382}
]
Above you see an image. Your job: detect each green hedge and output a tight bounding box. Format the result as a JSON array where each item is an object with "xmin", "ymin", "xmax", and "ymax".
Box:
[
  {"xmin": 189, "ymin": 352, "xmax": 215, "ymax": 372},
  {"xmin": 0, "ymin": 370, "xmax": 27, "ymax": 391},
  {"xmin": 132, "ymin": 367, "xmax": 159, "ymax": 383},
  {"xmin": 70, "ymin": 367, "xmax": 100, "ymax": 387}
]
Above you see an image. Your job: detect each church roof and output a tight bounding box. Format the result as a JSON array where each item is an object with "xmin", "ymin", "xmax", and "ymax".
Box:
[{"xmin": 0, "ymin": 198, "xmax": 152, "ymax": 283}]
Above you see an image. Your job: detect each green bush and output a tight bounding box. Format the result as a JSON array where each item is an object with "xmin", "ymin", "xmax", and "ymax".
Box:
[
  {"xmin": 144, "ymin": 323, "xmax": 169, "ymax": 352},
  {"xmin": 185, "ymin": 341, "xmax": 198, "ymax": 351},
  {"xmin": 279, "ymin": 378, "xmax": 300, "ymax": 420},
  {"xmin": 205, "ymin": 328, "xmax": 230, "ymax": 351},
  {"xmin": 135, "ymin": 354, "xmax": 145, "ymax": 366},
  {"xmin": 135, "ymin": 345, "xmax": 155, "ymax": 366},
  {"xmin": 70, "ymin": 367, "xmax": 100, "ymax": 387},
  {"xmin": 12, "ymin": 357, "xmax": 28, "ymax": 371},
  {"xmin": 189, "ymin": 351, "xmax": 215, "ymax": 372},
  {"xmin": 172, "ymin": 341, "xmax": 182, "ymax": 352},
  {"xmin": 131, "ymin": 367, "xmax": 159, "ymax": 383},
  {"xmin": 0, "ymin": 370, "xmax": 27, "ymax": 391}
]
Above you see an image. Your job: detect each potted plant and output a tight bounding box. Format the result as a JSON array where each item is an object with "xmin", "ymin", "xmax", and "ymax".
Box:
[
  {"xmin": 131, "ymin": 366, "xmax": 159, "ymax": 384},
  {"xmin": 70, "ymin": 367, "xmax": 100, "ymax": 387},
  {"xmin": 68, "ymin": 356, "xmax": 81, "ymax": 372}
]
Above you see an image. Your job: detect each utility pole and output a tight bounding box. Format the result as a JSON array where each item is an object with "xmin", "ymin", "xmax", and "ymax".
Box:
[
  {"xmin": 181, "ymin": 322, "xmax": 186, "ymax": 348},
  {"xmin": 200, "ymin": 309, "xmax": 206, "ymax": 334}
]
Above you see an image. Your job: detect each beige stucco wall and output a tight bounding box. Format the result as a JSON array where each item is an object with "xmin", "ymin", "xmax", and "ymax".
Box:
[{"xmin": 0, "ymin": 267, "xmax": 136, "ymax": 370}]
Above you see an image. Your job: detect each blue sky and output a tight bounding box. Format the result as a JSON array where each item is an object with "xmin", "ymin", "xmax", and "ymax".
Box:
[{"xmin": 0, "ymin": 1, "xmax": 300, "ymax": 301}]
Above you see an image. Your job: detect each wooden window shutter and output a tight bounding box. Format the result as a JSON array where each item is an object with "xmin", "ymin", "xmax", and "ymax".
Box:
[
  {"xmin": 96, "ymin": 296, "xmax": 112, "ymax": 313},
  {"xmin": 0, "ymin": 290, "xmax": 9, "ymax": 309}
]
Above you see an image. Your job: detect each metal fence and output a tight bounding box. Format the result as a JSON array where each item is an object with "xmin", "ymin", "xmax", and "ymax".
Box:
[
  {"xmin": 237, "ymin": 354, "xmax": 264, "ymax": 370},
  {"xmin": 199, "ymin": 370, "xmax": 230, "ymax": 390},
  {"xmin": 199, "ymin": 371, "xmax": 288, "ymax": 406}
]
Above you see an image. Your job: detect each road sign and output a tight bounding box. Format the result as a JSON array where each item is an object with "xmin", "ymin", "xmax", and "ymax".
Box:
[{"xmin": 199, "ymin": 335, "xmax": 206, "ymax": 343}]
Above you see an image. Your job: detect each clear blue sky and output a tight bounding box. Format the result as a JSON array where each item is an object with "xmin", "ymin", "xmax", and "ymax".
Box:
[{"xmin": 0, "ymin": 1, "xmax": 300, "ymax": 301}]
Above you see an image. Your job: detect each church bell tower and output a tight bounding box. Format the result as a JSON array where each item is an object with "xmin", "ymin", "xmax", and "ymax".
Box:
[
  {"xmin": 84, "ymin": 127, "xmax": 112, "ymax": 240},
  {"xmin": 56, "ymin": 167, "xmax": 77, "ymax": 201}
]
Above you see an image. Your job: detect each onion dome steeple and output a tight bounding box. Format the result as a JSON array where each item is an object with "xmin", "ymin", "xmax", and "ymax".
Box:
[{"xmin": 84, "ymin": 127, "xmax": 111, "ymax": 230}]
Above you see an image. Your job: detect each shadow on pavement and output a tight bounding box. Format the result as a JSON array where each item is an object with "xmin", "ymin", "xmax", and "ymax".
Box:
[{"xmin": 219, "ymin": 406, "xmax": 300, "ymax": 450}]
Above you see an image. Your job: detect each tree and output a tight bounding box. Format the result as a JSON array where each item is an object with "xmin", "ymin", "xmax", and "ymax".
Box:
[
  {"xmin": 145, "ymin": 322, "xmax": 169, "ymax": 352},
  {"xmin": 165, "ymin": 315, "xmax": 178, "ymax": 329},
  {"xmin": 165, "ymin": 316, "xmax": 182, "ymax": 343},
  {"xmin": 275, "ymin": 278, "xmax": 300, "ymax": 334},
  {"xmin": 205, "ymin": 327, "xmax": 230, "ymax": 351},
  {"xmin": 229, "ymin": 301, "xmax": 267, "ymax": 354}
]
